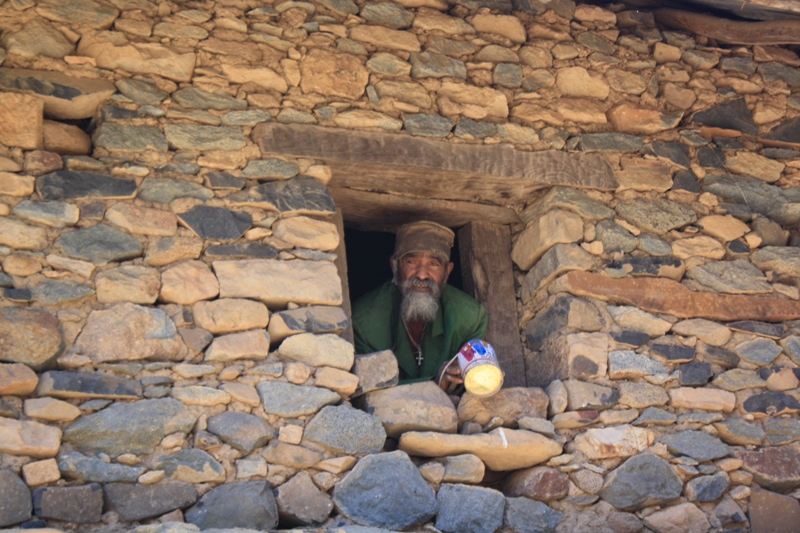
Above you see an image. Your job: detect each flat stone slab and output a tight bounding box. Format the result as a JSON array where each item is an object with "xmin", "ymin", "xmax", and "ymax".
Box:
[
  {"xmin": 138, "ymin": 178, "xmax": 214, "ymax": 203},
  {"xmin": 599, "ymin": 453, "xmax": 682, "ymax": 511},
  {"xmin": 687, "ymin": 259, "xmax": 773, "ymax": 294},
  {"xmin": 164, "ymin": 125, "xmax": 246, "ymax": 151},
  {"xmin": 552, "ymin": 271, "xmax": 800, "ymax": 321},
  {"xmin": 184, "ymin": 481, "xmax": 278, "ymax": 531},
  {"xmin": 689, "ymin": 98, "xmax": 758, "ymax": 135},
  {"xmin": 226, "ymin": 177, "xmax": 337, "ymax": 217},
  {"xmin": 35, "ymin": 371, "xmax": 142, "ymax": 400},
  {"xmin": 32, "ymin": 484, "xmax": 103, "ymax": 523},
  {"xmin": 155, "ymin": 448, "xmax": 225, "ymax": 483},
  {"xmin": 268, "ymin": 306, "xmax": 349, "ymax": 343},
  {"xmin": 303, "ymin": 405, "xmax": 386, "ymax": 454},
  {"xmin": 615, "ymin": 198, "xmax": 697, "ymax": 234},
  {"xmin": 173, "ymin": 87, "xmax": 247, "ymax": 110},
  {"xmin": 257, "ymin": 381, "xmax": 340, "ymax": 417},
  {"xmin": 736, "ymin": 446, "xmax": 800, "ymax": 492},
  {"xmin": 361, "ymin": 381, "xmax": 458, "ymax": 438},
  {"xmin": 37, "ymin": 171, "xmax": 137, "ymax": 200},
  {"xmin": 749, "ymin": 488, "xmax": 800, "ymax": 533},
  {"xmin": 57, "ymin": 450, "xmax": 143, "ymax": 482},
  {"xmin": 204, "ymin": 242, "xmax": 279, "ymax": 259},
  {"xmin": 659, "ymin": 430, "xmax": 731, "ymax": 462},
  {"xmin": 55, "ymin": 224, "xmax": 143, "ymax": 264},
  {"xmin": 703, "ymin": 174, "xmax": 800, "ymax": 225},
  {"xmin": 399, "ymin": 428, "xmax": 562, "ymax": 471},
  {"xmin": 0, "ymin": 307, "xmax": 63, "ymax": 370},
  {"xmin": 105, "ymin": 483, "xmax": 197, "ymax": 522},
  {"xmin": 12, "ymin": 200, "xmax": 79, "ymax": 228},
  {"xmin": 0, "ymin": 416, "xmax": 61, "ymax": 458},
  {"xmin": 30, "ymin": 279, "xmax": 94, "ymax": 305},
  {"xmin": 206, "ymin": 411, "xmax": 275, "ymax": 455},
  {"xmin": 728, "ymin": 320, "xmax": 784, "ymax": 339},
  {"xmin": 93, "ymin": 123, "xmax": 168, "ymax": 152},
  {"xmin": 178, "ymin": 206, "xmax": 252, "ymax": 241}
]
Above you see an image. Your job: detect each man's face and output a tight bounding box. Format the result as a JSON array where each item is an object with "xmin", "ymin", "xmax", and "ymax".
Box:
[
  {"xmin": 397, "ymin": 252, "xmax": 454, "ymax": 288},
  {"xmin": 394, "ymin": 252, "xmax": 454, "ymax": 323}
]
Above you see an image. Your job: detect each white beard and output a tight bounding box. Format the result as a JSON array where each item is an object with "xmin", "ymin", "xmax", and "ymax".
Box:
[{"xmin": 400, "ymin": 278, "xmax": 440, "ymax": 323}]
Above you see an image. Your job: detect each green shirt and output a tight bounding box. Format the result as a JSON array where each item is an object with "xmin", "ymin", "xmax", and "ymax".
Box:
[{"xmin": 353, "ymin": 281, "xmax": 488, "ymax": 383}]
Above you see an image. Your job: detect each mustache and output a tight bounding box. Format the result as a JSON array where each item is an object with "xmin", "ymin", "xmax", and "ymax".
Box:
[{"xmin": 402, "ymin": 278, "xmax": 438, "ymax": 291}]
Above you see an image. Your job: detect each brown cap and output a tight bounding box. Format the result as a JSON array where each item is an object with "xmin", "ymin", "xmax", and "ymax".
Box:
[{"xmin": 394, "ymin": 221, "xmax": 454, "ymax": 263}]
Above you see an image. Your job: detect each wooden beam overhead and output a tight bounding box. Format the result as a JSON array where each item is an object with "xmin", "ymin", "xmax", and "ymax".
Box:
[
  {"xmin": 252, "ymin": 123, "xmax": 619, "ymax": 209},
  {"xmin": 656, "ymin": 8, "xmax": 800, "ymax": 44}
]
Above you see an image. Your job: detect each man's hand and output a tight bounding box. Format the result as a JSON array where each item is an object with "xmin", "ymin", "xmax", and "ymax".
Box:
[{"xmin": 436, "ymin": 359, "xmax": 463, "ymax": 392}]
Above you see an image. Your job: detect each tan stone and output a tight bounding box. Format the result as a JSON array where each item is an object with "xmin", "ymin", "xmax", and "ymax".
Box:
[
  {"xmin": 671, "ymin": 236, "xmax": 726, "ymax": 260},
  {"xmin": 413, "ymin": 8, "xmax": 475, "ymax": 35},
  {"xmin": 556, "ymin": 67, "xmax": 609, "ymax": 99},
  {"xmin": 95, "ymin": 265, "xmax": 160, "ymax": 304},
  {"xmin": 145, "ymin": 236, "xmax": 204, "ymax": 267},
  {"xmin": 24, "ymin": 397, "xmax": 81, "ymax": 422},
  {"xmin": 605, "ymin": 69, "xmax": 647, "ymax": 95},
  {"xmin": 115, "ymin": 19, "xmax": 153, "ymax": 37},
  {"xmin": 0, "ymin": 93, "xmax": 43, "ymax": 150},
  {"xmin": 106, "ymin": 203, "xmax": 178, "ymax": 236},
  {"xmin": 512, "ymin": 209, "xmax": 584, "ymax": 271},
  {"xmin": 278, "ymin": 424, "xmax": 304, "ymax": 444},
  {"xmin": 725, "ymin": 152, "xmax": 785, "ymax": 183},
  {"xmin": 669, "ymin": 387, "xmax": 735, "ymax": 412},
  {"xmin": 439, "ymin": 454, "xmax": 485, "ymax": 484},
  {"xmin": 643, "ymin": 502, "xmax": 710, "ymax": 533},
  {"xmin": 609, "ymin": 306, "xmax": 672, "ymax": 337},
  {"xmin": 696, "ymin": 215, "xmax": 750, "ymax": 242},
  {"xmin": 284, "ymin": 361, "xmax": 313, "ymax": 384},
  {"xmin": 22, "ymin": 458, "xmax": 60, "ymax": 486},
  {"xmin": 0, "ymin": 172, "xmax": 35, "ymax": 196},
  {"xmin": 205, "ymin": 329, "xmax": 271, "ymax": 362},
  {"xmin": 520, "ymin": 46, "xmax": 552, "ymax": 68},
  {"xmin": 765, "ymin": 367, "xmax": 800, "ymax": 391},
  {"xmin": 314, "ymin": 366, "xmax": 359, "ymax": 396},
  {"xmin": 363, "ymin": 381, "xmax": 457, "ymax": 438},
  {"xmin": 278, "ymin": 333, "xmax": 354, "ymax": 370},
  {"xmin": 214, "ymin": 259, "xmax": 343, "ymax": 307},
  {"xmin": 0, "ymin": 217, "xmax": 48, "ymax": 250},
  {"xmin": 608, "ymin": 103, "xmax": 682, "ymax": 135},
  {"xmin": 753, "ymin": 101, "xmax": 786, "ymax": 125},
  {"xmin": 349, "ymin": 26, "xmax": 420, "ymax": 52},
  {"xmin": 77, "ymin": 31, "xmax": 196, "ymax": 82},
  {"xmin": 272, "ymin": 216, "xmax": 339, "ymax": 252},
  {"xmin": 0, "ymin": 363, "xmax": 38, "ymax": 396},
  {"xmin": 375, "ymin": 80, "xmax": 432, "ymax": 109},
  {"xmin": 46, "ymin": 254, "xmax": 95, "ymax": 278},
  {"xmin": 557, "ymin": 99, "xmax": 607, "ymax": 124},
  {"xmin": 172, "ymin": 386, "xmax": 231, "ymax": 406},
  {"xmin": 572, "ymin": 425, "xmax": 652, "ymax": 459},
  {"xmin": 219, "ymin": 383, "xmax": 260, "ymax": 406},
  {"xmin": 438, "ymin": 81, "xmax": 508, "ymax": 119},
  {"xmin": 0, "ymin": 416, "xmax": 61, "ymax": 458},
  {"xmin": 333, "ymin": 110, "xmax": 403, "ymax": 131},
  {"xmin": 399, "ymin": 428, "xmax": 562, "ymax": 471},
  {"xmin": 457, "ymin": 387, "xmax": 549, "ymax": 427},
  {"xmin": 511, "ymin": 103, "xmax": 564, "ymax": 127},
  {"xmin": 314, "ymin": 455, "xmax": 356, "ymax": 474},
  {"xmin": 2, "ymin": 20, "xmax": 73, "ymax": 59},
  {"xmin": 521, "ymin": 243, "xmax": 594, "ymax": 301},
  {"xmin": 663, "ymin": 83, "xmax": 697, "ymax": 110},
  {"xmin": 471, "ymin": 14, "xmax": 526, "ymax": 43},
  {"xmin": 222, "ymin": 66, "xmax": 286, "ymax": 94},
  {"xmin": 616, "ymin": 163, "xmax": 673, "ymax": 193},
  {"xmin": 716, "ymin": 77, "xmax": 762, "ymax": 94},
  {"xmin": 300, "ymin": 49, "xmax": 368, "ymax": 100},
  {"xmin": 574, "ymin": 4, "xmax": 616, "ymax": 23},
  {"xmin": 42, "ymin": 120, "xmax": 92, "ymax": 155},
  {"xmin": 653, "ymin": 43, "xmax": 682, "ymax": 63},
  {"xmin": 193, "ymin": 298, "xmax": 269, "ymax": 334},
  {"xmin": 160, "ymin": 260, "xmax": 219, "ymax": 305},
  {"xmin": 671, "ymin": 319, "xmax": 731, "ymax": 346},
  {"xmin": 3, "ymin": 254, "xmax": 42, "ymax": 276}
]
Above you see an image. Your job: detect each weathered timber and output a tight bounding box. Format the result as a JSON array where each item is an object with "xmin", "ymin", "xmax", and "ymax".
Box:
[
  {"xmin": 332, "ymin": 209, "xmax": 354, "ymax": 344},
  {"xmin": 656, "ymin": 8, "xmax": 800, "ymax": 45},
  {"xmin": 680, "ymin": 0, "xmax": 800, "ymax": 21},
  {"xmin": 330, "ymin": 187, "xmax": 520, "ymax": 232},
  {"xmin": 553, "ymin": 271, "xmax": 800, "ymax": 322},
  {"xmin": 459, "ymin": 222, "xmax": 526, "ymax": 387},
  {"xmin": 252, "ymin": 123, "xmax": 618, "ymax": 208}
]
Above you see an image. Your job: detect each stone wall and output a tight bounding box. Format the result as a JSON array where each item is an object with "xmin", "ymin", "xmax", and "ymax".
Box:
[{"xmin": 1, "ymin": 0, "xmax": 800, "ymax": 532}]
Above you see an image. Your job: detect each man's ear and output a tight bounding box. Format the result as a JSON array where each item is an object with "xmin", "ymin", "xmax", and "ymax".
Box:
[
  {"xmin": 390, "ymin": 256, "xmax": 399, "ymax": 283},
  {"xmin": 446, "ymin": 262, "xmax": 454, "ymax": 278}
]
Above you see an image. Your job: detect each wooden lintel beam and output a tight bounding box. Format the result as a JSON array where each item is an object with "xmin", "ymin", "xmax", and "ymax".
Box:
[{"xmin": 656, "ymin": 8, "xmax": 800, "ymax": 45}]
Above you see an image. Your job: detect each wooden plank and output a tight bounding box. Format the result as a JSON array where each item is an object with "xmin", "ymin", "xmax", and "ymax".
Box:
[
  {"xmin": 458, "ymin": 222, "xmax": 526, "ymax": 388},
  {"xmin": 252, "ymin": 123, "xmax": 618, "ymax": 207},
  {"xmin": 331, "ymin": 209, "xmax": 354, "ymax": 344},
  {"xmin": 330, "ymin": 187, "xmax": 520, "ymax": 233},
  {"xmin": 656, "ymin": 8, "xmax": 800, "ymax": 45}
]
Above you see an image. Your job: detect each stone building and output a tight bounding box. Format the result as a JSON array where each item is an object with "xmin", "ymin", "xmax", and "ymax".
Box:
[{"xmin": 0, "ymin": 0, "xmax": 799, "ymax": 532}]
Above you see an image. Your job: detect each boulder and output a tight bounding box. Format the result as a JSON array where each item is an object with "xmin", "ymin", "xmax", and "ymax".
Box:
[
  {"xmin": 274, "ymin": 471, "xmax": 333, "ymax": 527},
  {"xmin": 104, "ymin": 483, "xmax": 197, "ymax": 522},
  {"xmin": 599, "ymin": 454, "xmax": 683, "ymax": 511},
  {"xmin": 360, "ymin": 381, "xmax": 458, "ymax": 437},
  {"xmin": 303, "ymin": 405, "xmax": 386, "ymax": 454},
  {"xmin": 435, "ymin": 483, "xmax": 505, "ymax": 533},
  {"xmin": 457, "ymin": 387, "xmax": 549, "ymax": 427},
  {"xmin": 184, "ymin": 481, "xmax": 278, "ymax": 530}
]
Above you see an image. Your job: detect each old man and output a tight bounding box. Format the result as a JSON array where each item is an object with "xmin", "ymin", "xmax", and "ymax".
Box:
[{"xmin": 353, "ymin": 220, "xmax": 488, "ymax": 389}]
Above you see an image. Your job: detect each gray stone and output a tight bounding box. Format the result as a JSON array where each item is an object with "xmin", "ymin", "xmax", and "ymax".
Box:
[
  {"xmin": 269, "ymin": 306, "xmax": 350, "ymax": 343},
  {"xmin": 303, "ymin": 404, "xmax": 386, "ymax": 454},
  {"xmin": 93, "ymin": 123, "xmax": 168, "ymax": 152},
  {"xmin": 690, "ymin": 98, "xmax": 758, "ymax": 135},
  {"xmin": 227, "ymin": 176, "xmax": 336, "ymax": 217},
  {"xmin": 409, "ymin": 52, "xmax": 467, "ymax": 80},
  {"xmin": 360, "ymin": 1, "xmax": 414, "ymax": 29},
  {"xmin": 659, "ymin": 430, "xmax": 731, "ymax": 462},
  {"xmin": 222, "ymin": 109, "xmax": 270, "ymax": 126},
  {"xmin": 520, "ymin": 186, "xmax": 614, "ymax": 224},
  {"xmin": 178, "ymin": 206, "xmax": 252, "ymax": 241},
  {"xmin": 643, "ymin": 141, "xmax": 691, "ymax": 168},
  {"xmin": 765, "ymin": 116, "xmax": 800, "ymax": 144},
  {"xmin": 277, "ymin": 108, "xmax": 317, "ymax": 124},
  {"xmin": 155, "ymin": 448, "xmax": 225, "ymax": 483},
  {"xmin": 164, "ymin": 125, "xmax": 246, "ymax": 151},
  {"xmin": 257, "ymin": 381, "xmax": 339, "ymax": 417},
  {"xmin": 205, "ymin": 242, "xmax": 279, "ymax": 259},
  {"xmin": 521, "ymin": 71, "xmax": 555, "ymax": 91},
  {"xmin": 698, "ymin": 146, "xmax": 726, "ymax": 168},
  {"xmin": 173, "ymin": 87, "xmax": 247, "ymax": 110},
  {"xmin": 721, "ymin": 57, "xmax": 757, "ymax": 75},
  {"xmin": 360, "ymin": 381, "xmax": 458, "ymax": 438},
  {"xmin": 752, "ymin": 246, "xmax": 800, "ymax": 277},
  {"xmin": 678, "ymin": 362, "xmax": 713, "ymax": 386},
  {"xmin": 12, "ymin": 200, "xmax": 78, "ymax": 227},
  {"xmin": 563, "ymin": 379, "xmax": 619, "ymax": 411},
  {"xmin": 713, "ymin": 418, "xmax": 766, "ymax": 445},
  {"xmin": 604, "ymin": 256, "xmax": 684, "ymax": 279},
  {"xmin": 763, "ymin": 418, "xmax": 800, "ymax": 445},
  {"xmin": 455, "ymin": 117, "xmax": 498, "ymax": 139},
  {"xmin": 729, "ymin": 320, "xmax": 783, "ymax": 339},
  {"xmin": 0, "ymin": 470, "xmax": 31, "ymax": 527},
  {"xmin": 0, "ymin": 307, "xmax": 63, "ymax": 369},
  {"xmin": 242, "ymin": 159, "xmax": 299, "ymax": 179},
  {"xmin": 155, "ymin": 163, "xmax": 201, "ymax": 175},
  {"xmin": 185, "ymin": 481, "xmax": 278, "ymax": 530},
  {"xmin": 577, "ymin": 32, "xmax": 614, "ymax": 54},
  {"xmin": 115, "ymin": 79, "xmax": 167, "ymax": 105},
  {"xmin": 206, "ymin": 411, "xmax": 274, "ymax": 455},
  {"xmin": 704, "ymin": 174, "xmax": 800, "ymax": 225},
  {"xmin": 736, "ymin": 338, "xmax": 782, "ymax": 365},
  {"xmin": 62, "ymin": 398, "xmax": 195, "ymax": 455},
  {"xmin": 37, "ymin": 170, "xmax": 136, "ymax": 200},
  {"xmin": 524, "ymin": 296, "xmax": 602, "ymax": 352},
  {"xmin": 100, "ymin": 104, "xmax": 139, "ymax": 121},
  {"xmin": 403, "ymin": 113, "xmax": 455, "ymax": 137},
  {"xmin": 57, "ymin": 450, "xmax": 143, "ymax": 482},
  {"xmin": 685, "ymin": 472, "xmax": 729, "ymax": 502},
  {"xmin": 274, "ymin": 471, "xmax": 333, "ymax": 527},
  {"xmin": 351, "ymin": 350, "xmax": 399, "ymax": 396},
  {"xmin": 2, "ymin": 19, "xmax": 73, "ymax": 59},
  {"xmin": 611, "ymin": 331, "xmax": 650, "ymax": 348},
  {"xmin": 599, "ymin": 453, "xmax": 683, "ymax": 511},
  {"xmin": 687, "ymin": 260, "xmax": 772, "ymax": 294},
  {"xmin": 595, "ymin": 219, "xmax": 638, "ymax": 253},
  {"xmin": 759, "ymin": 63, "xmax": 800, "ymax": 87},
  {"xmin": 333, "ymin": 451, "xmax": 437, "ymax": 530},
  {"xmin": 205, "ymin": 171, "xmax": 246, "ymax": 190},
  {"xmin": 743, "ymin": 392, "xmax": 800, "ymax": 417},
  {"xmin": 615, "ymin": 198, "xmax": 697, "ymax": 234},
  {"xmin": 35, "ymin": 370, "xmax": 141, "ymax": 400},
  {"xmin": 579, "ymin": 133, "xmax": 643, "ymax": 152},
  {"xmin": 104, "ymin": 483, "xmax": 197, "ymax": 522},
  {"xmin": 494, "ymin": 63, "xmax": 523, "ymax": 88},
  {"xmin": 32, "ymin": 484, "xmax": 103, "ymax": 523},
  {"xmin": 366, "ymin": 53, "xmax": 411, "ymax": 76},
  {"xmin": 633, "ymin": 406, "xmax": 676, "ymax": 426},
  {"xmin": 671, "ymin": 169, "xmax": 702, "ymax": 193},
  {"xmin": 608, "ymin": 350, "xmax": 668, "ymax": 379},
  {"xmin": 475, "ymin": 44, "xmax": 519, "ymax": 63},
  {"xmin": 436, "ymin": 484, "xmax": 505, "ymax": 533},
  {"xmin": 30, "ymin": 279, "xmax": 94, "ymax": 305},
  {"xmin": 138, "ymin": 178, "xmax": 214, "ymax": 203},
  {"xmin": 503, "ymin": 498, "xmax": 562, "ymax": 533},
  {"xmin": 55, "ymin": 224, "xmax": 142, "ymax": 264}
]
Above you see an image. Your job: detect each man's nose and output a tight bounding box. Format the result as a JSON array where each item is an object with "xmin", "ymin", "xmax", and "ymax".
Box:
[{"xmin": 412, "ymin": 264, "xmax": 432, "ymax": 280}]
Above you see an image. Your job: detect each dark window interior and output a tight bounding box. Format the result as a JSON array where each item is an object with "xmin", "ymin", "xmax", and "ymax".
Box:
[{"xmin": 344, "ymin": 226, "xmax": 464, "ymax": 304}]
